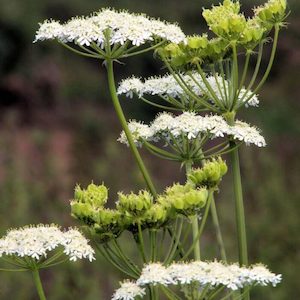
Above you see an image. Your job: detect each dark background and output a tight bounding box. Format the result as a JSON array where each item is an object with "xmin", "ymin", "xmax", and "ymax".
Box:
[{"xmin": 0, "ymin": 0, "xmax": 299, "ymax": 299}]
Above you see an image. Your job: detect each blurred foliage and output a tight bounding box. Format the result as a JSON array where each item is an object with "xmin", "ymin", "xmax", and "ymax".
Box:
[{"xmin": 0, "ymin": 0, "xmax": 299, "ymax": 299}]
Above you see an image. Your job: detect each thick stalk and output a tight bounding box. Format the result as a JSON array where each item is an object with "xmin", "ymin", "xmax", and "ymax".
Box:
[
  {"xmin": 185, "ymin": 161, "xmax": 201, "ymax": 260},
  {"xmin": 32, "ymin": 269, "xmax": 46, "ymax": 300},
  {"xmin": 230, "ymin": 143, "xmax": 248, "ymax": 266},
  {"xmin": 106, "ymin": 59, "xmax": 157, "ymax": 196},
  {"xmin": 225, "ymin": 112, "xmax": 249, "ymax": 300}
]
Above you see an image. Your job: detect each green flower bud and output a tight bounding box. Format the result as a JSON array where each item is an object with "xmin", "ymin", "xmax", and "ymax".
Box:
[
  {"xmin": 70, "ymin": 201, "xmax": 95, "ymax": 225},
  {"xmin": 74, "ymin": 183, "xmax": 108, "ymax": 208},
  {"xmin": 240, "ymin": 18, "xmax": 266, "ymax": 49},
  {"xmin": 183, "ymin": 189, "xmax": 207, "ymax": 208},
  {"xmin": 188, "ymin": 157, "xmax": 228, "ymax": 188},
  {"xmin": 159, "ymin": 183, "xmax": 208, "ymax": 216},
  {"xmin": 164, "ymin": 43, "xmax": 184, "ymax": 57},
  {"xmin": 254, "ymin": 0, "xmax": 287, "ymax": 27},
  {"xmin": 117, "ymin": 190, "xmax": 153, "ymax": 217},
  {"xmin": 203, "ymin": 0, "xmax": 247, "ymax": 42},
  {"xmin": 218, "ymin": 157, "xmax": 228, "ymax": 177},
  {"xmin": 141, "ymin": 204, "xmax": 169, "ymax": 229},
  {"xmin": 187, "ymin": 35, "xmax": 208, "ymax": 49},
  {"xmin": 92, "ymin": 208, "xmax": 123, "ymax": 243}
]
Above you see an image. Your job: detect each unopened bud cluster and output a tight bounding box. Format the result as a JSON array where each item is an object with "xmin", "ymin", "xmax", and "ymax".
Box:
[
  {"xmin": 159, "ymin": 0, "xmax": 287, "ymax": 67},
  {"xmin": 188, "ymin": 157, "xmax": 228, "ymax": 188},
  {"xmin": 71, "ymin": 181, "xmax": 213, "ymax": 242}
]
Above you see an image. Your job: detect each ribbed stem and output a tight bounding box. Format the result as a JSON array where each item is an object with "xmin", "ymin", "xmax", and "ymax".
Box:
[
  {"xmin": 106, "ymin": 59, "xmax": 157, "ymax": 197},
  {"xmin": 32, "ymin": 269, "xmax": 46, "ymax": 300}
]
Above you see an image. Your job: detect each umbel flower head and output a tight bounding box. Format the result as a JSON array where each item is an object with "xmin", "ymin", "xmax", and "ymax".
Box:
[
  {"xmin": 118, "ymin": 112, "xmax": 266, "ymax": 161},
  {"xmin": 118, "ymin": 72, "xmax": 259, "ymax": 111},
  {"xmin": 71, "ymin": 182, "xmax": 210, "ymax": 240},
  {"xmin": 34, "ymin": 8, "xmax": 186, "ymax": 60},
  {"xmin": 188, "ymin": 157, "xmax": 228, "ymax": 188},
  {"xmin": 112, "ymin": 261, "xmax": 282, "ymax": 299},
  {"xmin": 0, "ymin": 224, "xmax": 95, "ymax": 268},
  {"xmin": 112, "ymin": 280, "xmax": 146, "ymax": 300}
]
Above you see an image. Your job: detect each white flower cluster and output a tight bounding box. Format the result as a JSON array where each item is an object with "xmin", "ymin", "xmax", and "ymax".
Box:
[
  {"xmin": 118, "ymin": 73, "xmax": 259, "ymax": 108},
  {"xmin": 34, "ymin": 8, "xmax": 186, "ymax": 47},
  {"xmin": 118, "ymin": 112, "xmax": 266, "ymax": 148},
  {"xmin": 134, "ymin": 261, "xmax": 280, "ymax": 292},
  {"xmin": 0, "ymin": 224, "xmax": 95, "ymax": 262},
  {"xmin": 112, "ymin": 281, "xmax": 146, "ymax": 300}
]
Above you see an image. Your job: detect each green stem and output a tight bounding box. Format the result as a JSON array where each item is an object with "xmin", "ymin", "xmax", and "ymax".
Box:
[
  {"xmin": 252, "ymin": 25, "xmax": 280, "ymax": 94},
  {"xmin": 137, "ymin": 223, "xmax": 147, "ymax": 263},
  {"xmin": 106, "ymin": 59, "xmax": 157, "ymax": 196},
  {"xmin": 224, "ymin": 113, "xmax": 249, "ymax": 269},
  {"xmin": 32, "ymin": 269, "xmax": 46, "ymax": 300},
  {"xmin": 241, "ymin": 25, "xmax": 280, "ymax": 108},
  {"xmin": 231, "ymin": 42, "xmax": 239, "ymax": 110},
  {"xmin": 185, "ymin": 161, "xmax": 201, "ymax": 260},
  {"xmin": 239, "ymin": 52, "xmax": 251, "ymax": 91},
  {"xmin": 210, "ymin": 198, "xmax": 227, "ymax": 262},
  {"xmin": 164, "ymin": 217, "xmax": 184, "ymax": 265},
  {"xmin": 181, "ymin": 189, "xmax": 214, "ymax": 261},
  {"xmin": 191, "ymin": 215, "xmax": 201, "ymax": 260},
  {"xmin": 122, "ymin": 41, "xmax": 165, "ymax": 58},
  {"xmin": 230, "ymin": 143, "xmax": 248, "ymax": 267},
  {"xmin": 150, "ymin": 230, "xmax": 157, "ymax": 262},
  {"xmin": 226, "ymin": 112, "xmax": 250, "ymax": 300},
  {"xmin": 112, "ymin": 239, "xmax": 141, "ymax": 276}
]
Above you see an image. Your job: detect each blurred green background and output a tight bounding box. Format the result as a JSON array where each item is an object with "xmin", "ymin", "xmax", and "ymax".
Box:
[{"xmin": 0, "ymin": 0, "xmax": 299, "ymax": 299}]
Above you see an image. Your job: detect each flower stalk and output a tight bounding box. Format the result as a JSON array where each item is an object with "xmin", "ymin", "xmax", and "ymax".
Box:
[
  {"xmin": 106, "ymin": 59, "xmax": 157, "ymax": 197},
  {"xmin": 32, "ymin": 268, "xmax": 47, "ymax": 300}
]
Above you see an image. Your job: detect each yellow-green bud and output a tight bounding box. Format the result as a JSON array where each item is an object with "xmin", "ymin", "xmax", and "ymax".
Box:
[
  {"xmin": 117, "ymin": 190, "xmax": 153, "ymax": 217},
  {"xmin": 141, "ymin": 204, "xmax": 169, "ymax": 229},
  {"xmin": 70, "ymin": 201, "xmax": 95, "ymax": 225},
  {"xmin": 92, "ymin": 209, "xmax": 123, "ymax": 243},
  {"xmin": 255, "ymin": 0, "xmax": 287, "ymax": 27},
  {"xmin": 160, "ymin": 183, "xmax": 208, "ymax": 216},
  {"xmin": 188, "ymin": 157, "xmax": 228, "ymax": 188},
  {"xmin": 164, "ymin": 43, "xmax": 183, "ymax": 57},
  {"xmin": 203, "ymin": 0, "xmax": 247, "ymax": 42},
  {"xmin": 74, "ymin": 183, "xmax": 108, "ymax": 208},
  {"xmin": 187, "ymin": 35, "xmax": 208, "ymax": 49}
]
